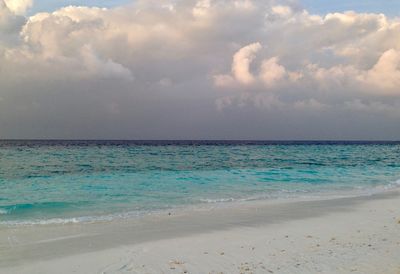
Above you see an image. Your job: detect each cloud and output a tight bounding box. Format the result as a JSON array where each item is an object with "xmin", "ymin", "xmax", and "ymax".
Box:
[
  {"xmin": 232, "ymin": 42, "xmax": 261, "ymax": 84},
  {"xmin": 0, "ymin": 0, "xmax": 26, "ymax": 33},
  {"xmin": 80, "ymin": 45, "xmax": 133, "ymax": 80},
  {"xmin": 259, "ymin": 57, "xmax": 287, "ymax": 87},
  {"xmin": 364, "ymin": 49, "xmax": 400, "ymax": 93},
  {"xmin": 212, "ymin": 6, "xmax": 400, "ymax": 113},
  {"xmin": 4, "ymin": 0, "xmax": 32, "ymax": 15},
  {"xmin": 1, "ymin": 0, "xmax": 400, "ymax": 138}
]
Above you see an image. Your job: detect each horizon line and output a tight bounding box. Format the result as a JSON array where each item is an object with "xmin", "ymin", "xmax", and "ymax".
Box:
[{"xmin": 1, "ymin": 139, "xmax": 399, "ymax": 142}]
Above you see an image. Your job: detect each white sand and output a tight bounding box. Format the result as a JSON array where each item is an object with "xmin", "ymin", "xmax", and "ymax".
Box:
[{"xmin": 1, "ymin": 191, "xmax": 400, "ymax": 274}]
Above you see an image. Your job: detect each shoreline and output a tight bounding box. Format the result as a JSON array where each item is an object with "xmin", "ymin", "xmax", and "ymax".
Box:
[
  {"xmin": 2, "ymin": 181, "xmax": 399, "ymax": 227},
  {"xmin": 1, "ymin": 189, "xmax": 400, "ymax": 273}
]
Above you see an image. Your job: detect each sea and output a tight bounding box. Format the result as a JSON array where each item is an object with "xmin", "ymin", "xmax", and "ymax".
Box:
[{"xmin": 0, "ymin": 140, "xmax": 399, "ymax": 226}]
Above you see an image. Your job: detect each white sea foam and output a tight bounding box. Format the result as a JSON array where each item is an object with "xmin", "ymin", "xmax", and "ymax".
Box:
[
  {"xmin": 0, "ymin": 209, "xmax": 147, "ymax": 227},
  {"xmin": 197, "ymin": 180, "xmax": 400, "ymax": 207},
  {"xmin": 382, "ymin": 178, "xmax": 400, "ymax": 190},
  {"xmin": 1, "ymin": 216, "xmax": 106, "ymax": 227},
  {"xmin": 0, "ymin": 209, "xmax": 7, "ymax": 215},
  {"xmin": 199, "ymin": 198, "xmax": 237, "ymax": 203}
]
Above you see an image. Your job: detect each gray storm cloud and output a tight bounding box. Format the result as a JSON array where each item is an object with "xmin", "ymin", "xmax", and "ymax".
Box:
[{"xmin": 0, "ymin": 0, "xmax": 400, "ymax": 139}]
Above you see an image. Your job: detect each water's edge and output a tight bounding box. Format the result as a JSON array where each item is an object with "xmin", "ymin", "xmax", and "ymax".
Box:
[{"xmin": 1, "ymin": 188, "xmax": 399, "ymax": 268}]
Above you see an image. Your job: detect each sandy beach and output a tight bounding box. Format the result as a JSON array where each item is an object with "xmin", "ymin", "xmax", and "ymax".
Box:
[
  {"xmin": 1, "ymin": 190, "xmax": 400, "ymax": 274},
  {"xmin": 2, "ymin": 0, "xmax": 400, "ymax": 272}
]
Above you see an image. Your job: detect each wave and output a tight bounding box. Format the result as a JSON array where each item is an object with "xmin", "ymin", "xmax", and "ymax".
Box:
[
  {"xmin": 198, "ymin": 178, "xmax": 400, "ymax": 205},
  {"xmin": 199, "ymin": 197, "xmax": 237, "ymax": 203},
  {"xmin": 380, "ymin": 178, "xmax": 400, "ymax": 190},
  {"xmin": 0, "ymin": 201, "xmax": 90, "ymax": 214},
  {"xmin": 1, "ymin": 216, "xmax": 107, "ymax": 226},
  {"xmin": 0, "ymin": 209, "xmax": 147, "ymax": 227},
  {"xmin": 2, "ymin": 178, "xmax": 400, "ymax": 227}
]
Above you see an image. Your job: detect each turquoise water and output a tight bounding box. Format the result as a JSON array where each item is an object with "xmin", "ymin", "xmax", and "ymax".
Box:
[{"xmin": 0, "ymin": 141, "xmax": 399, "ymax": 225}]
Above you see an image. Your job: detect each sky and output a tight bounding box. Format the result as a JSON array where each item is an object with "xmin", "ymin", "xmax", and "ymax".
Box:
[
  {"xmin": 28, "ymin": 0, "xmax": 400, "ymax": 16},
  {"xmin": 1, "ymin": 0, "xmax": 400, "ymax": 140},
  {"xmin": 301, "ymin": 0, "xmax": 400, "ymax": 17},
  {"xmin": 29, "ymin": 0, "xmax": 132, "ymax": 14}
]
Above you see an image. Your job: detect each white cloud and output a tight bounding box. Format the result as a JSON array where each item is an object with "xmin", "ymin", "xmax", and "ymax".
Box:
[
  {"xmin": 212, "ymin": 6, "xmax": 400, "ymax": 111},
  {"xmin": 4, "ymin": 1, "xmax": 400, "ymax": 97},
  {"xmin": 234, "ymin": 0, "xmax": 255, "ymax": 11},
  {"xmin": 232, "ymin": 42, "xmax": 261, "ymax": 84},
  {"xmin": 364, "ymin": 49, "xmax": 400, "ymax": 93},
  {"xmin": 4, "ymin": 0, "xmax": 32, "ymax": 14},
  {"xmin": 271, "ymin": 5, "xmax": 292, "ymax": 17},
  {"xmin": 192, "ymin": 0, "xmax": 211, "ymax": 17},
  {"xmin": 1, "ymin": 0, "xmax": 400, "ymax": 138},
  {"xmin": 80, "ymin": 45, "xmax": 133, "ymax": 80},
  {"xmin": 0, "ymin": 0, "xmax": 25, "ymax": 33},
  {"xmin": 259, "ymin": 57, "xmax": 286, "ymax": 87}
]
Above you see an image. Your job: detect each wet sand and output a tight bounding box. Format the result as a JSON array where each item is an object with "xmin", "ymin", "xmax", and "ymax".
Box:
[{"xmin": 1, "ymin": 190, "xmax": 400, "ymax": 273}]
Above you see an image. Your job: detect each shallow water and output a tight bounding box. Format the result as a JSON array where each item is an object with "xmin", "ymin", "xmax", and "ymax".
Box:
[{"xmin": 1, "ymin": 141, "xmax": 399, "ymax": 225}]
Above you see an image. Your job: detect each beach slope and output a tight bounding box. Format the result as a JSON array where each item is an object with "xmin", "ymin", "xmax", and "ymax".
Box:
[{"xmin": 1, "ymin": 191, "xmax": 400, "ymax": 274}]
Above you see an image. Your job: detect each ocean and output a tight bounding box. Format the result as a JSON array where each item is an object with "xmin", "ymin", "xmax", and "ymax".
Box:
[{"xmin": 0, "ymin": 140, "xmax": 399, "ymax": 225}]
